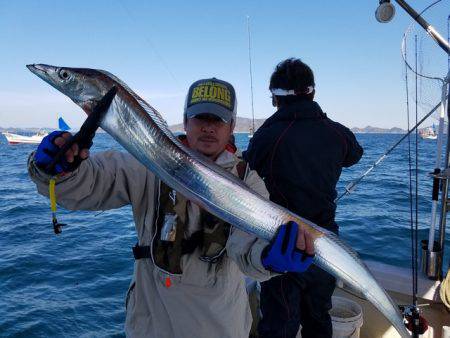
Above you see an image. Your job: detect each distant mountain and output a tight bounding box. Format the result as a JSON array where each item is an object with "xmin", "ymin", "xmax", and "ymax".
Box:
[
  {"xmin": 169, "ymin": 119, "xmax": 407, "ymax": 134},
  {"xmin": 0, "ymin": 121, "xmax": 409, "ymax": 135},
  {"xmin": 0, "ymin": 127, "xmax": 52, "ymax": 134},
  {"xmin": 169, "ymin": 116, "xmax": 266, "ymax": 133},
  {"xmin": 350, "ymin": 126, "xmax": 406, "ymax": 134}
]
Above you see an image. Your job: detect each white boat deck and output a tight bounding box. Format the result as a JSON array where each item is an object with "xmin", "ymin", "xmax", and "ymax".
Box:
[{"xmin": 336, "ymin": 260, "xmax": 450, "ymax": 337}]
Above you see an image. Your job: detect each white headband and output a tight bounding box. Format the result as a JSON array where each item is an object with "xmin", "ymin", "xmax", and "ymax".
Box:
[{"xmin": 270, "ymin": 86, "xmax": 314, "ymax": 96}]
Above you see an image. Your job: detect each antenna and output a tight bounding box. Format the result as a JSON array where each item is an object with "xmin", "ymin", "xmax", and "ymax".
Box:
[{"xmin": 247, "ymin": 16, "xmax": 255, "ymax": 136}]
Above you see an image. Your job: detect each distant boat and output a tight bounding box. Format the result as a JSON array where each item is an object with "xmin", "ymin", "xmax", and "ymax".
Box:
[
  {"xmin": 248, "ymin": 126, "xmax": 254, "ymax": 139},
  {"xmin": 420, "ymin": 126, "xmax": 437, "ymax": 140},
  {"xmin": 2, "ymin": 117, "xmax": 70, "ymax": 145},
  {"xmin": 2, "ymin": 130, "xmax": 49, "ymax": 144}
]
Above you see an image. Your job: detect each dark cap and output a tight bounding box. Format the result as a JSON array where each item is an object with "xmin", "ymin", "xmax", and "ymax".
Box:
[{"xmin": 184, "ymin": 78, "xmax": 237, "ymax": 123}]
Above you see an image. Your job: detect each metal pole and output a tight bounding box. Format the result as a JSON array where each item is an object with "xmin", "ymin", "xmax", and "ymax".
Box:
[
  {"xmin": 394, "ymin": 0, "xmax": 450, "ymax": 54},
  {"xmin": 437, "ymin": 75, "xmax": 450, "ymax": 280},
  {"xmin": 427, "ymin": 81, "xmax": 447, "ymax": 252},
  {"xmin": 437, "ymin": 16, "xmax": 450, "ymax": 278}
]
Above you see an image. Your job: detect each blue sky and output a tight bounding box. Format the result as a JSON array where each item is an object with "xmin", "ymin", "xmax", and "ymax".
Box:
[{"xmin": 0, "ymin": 0, "xmax": 449, "ymax": 129}]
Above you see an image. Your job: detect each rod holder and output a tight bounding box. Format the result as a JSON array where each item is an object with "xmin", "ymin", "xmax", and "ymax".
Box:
[{"xmin": 421, "ymin": 240, "xmax": 442, "ymax": 280}]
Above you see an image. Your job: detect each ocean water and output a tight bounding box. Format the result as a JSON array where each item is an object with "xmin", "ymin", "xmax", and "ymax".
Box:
[{"xmin": 0, "ymin": 132, "xmax": 449, "ymax": 337}]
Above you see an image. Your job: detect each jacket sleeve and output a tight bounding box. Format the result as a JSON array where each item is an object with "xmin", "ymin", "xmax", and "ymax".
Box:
[
  {"xmin": 339, "ymin": 124, "xmax": 363, "ymax": 167},
  {"xmin": 28, "ymin": 150, "xmax": 154, "ymax": 211},
  {"xmin": 226, "ymin": 168, "xmax": 277, "ymax": 281}
]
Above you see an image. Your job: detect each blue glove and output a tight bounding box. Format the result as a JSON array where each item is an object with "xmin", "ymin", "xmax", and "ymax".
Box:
[
  {"xmin": 262, "ymin": 221, "xmax": 314, "ymax": 273},
  {"xmin": 34, "ymin": 131, "xmax": 72, "ymax": 175}
]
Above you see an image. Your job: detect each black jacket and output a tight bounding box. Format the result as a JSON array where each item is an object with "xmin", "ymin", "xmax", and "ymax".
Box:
[{"xmin": 243, "ymin": 100, "xmax": 363, "ymax": 232}]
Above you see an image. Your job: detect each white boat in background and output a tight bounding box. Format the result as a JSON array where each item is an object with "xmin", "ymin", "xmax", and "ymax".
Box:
[
  {"xmin": 2, "ymin": 117, "xmax": 71, "ymax": 145},
  {"xmin": 2, "ymin": 130, "xmax": 48, "ymax": 144},
  {"xmin": 248, "ymin": 126, "xmax": 254, "ymax": 139},
  {"xmin": 420, "ymin": 126, "xmax": 438, "ymax": 140}
]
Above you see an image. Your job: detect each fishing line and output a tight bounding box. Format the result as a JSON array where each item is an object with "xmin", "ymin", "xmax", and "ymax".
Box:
[
  {"xmin": 334, "ymin": 99, "xmax": 445, "ymax": 203},
  {"xmin": 117, "ymin": 0, "xmax": 181, "ymax": 89}
]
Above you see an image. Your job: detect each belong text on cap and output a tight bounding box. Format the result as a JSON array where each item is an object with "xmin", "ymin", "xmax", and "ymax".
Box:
[{"xmin": 184, "ymin": 78, "xmax": 237, "ymax": 123}]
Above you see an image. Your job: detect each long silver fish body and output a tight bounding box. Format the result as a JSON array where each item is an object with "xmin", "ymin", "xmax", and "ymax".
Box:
[{"xmin": 27, "ymin": 64, "xmax": 410, "ymax": 337}]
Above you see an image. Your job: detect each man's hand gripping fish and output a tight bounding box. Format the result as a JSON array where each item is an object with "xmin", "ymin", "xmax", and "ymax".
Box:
[{"xmin": 27, "ymin": 64, "xmax": 411, "ymax": 338}]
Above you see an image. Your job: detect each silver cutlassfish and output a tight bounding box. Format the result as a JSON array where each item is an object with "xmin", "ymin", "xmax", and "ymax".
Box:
[{"xmin": 27, "ymin": 64, "xmax": 410, "ymax": 337}]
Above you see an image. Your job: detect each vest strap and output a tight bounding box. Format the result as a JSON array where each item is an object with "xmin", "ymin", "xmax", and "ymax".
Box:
[
  {"xmin": 133, "ymin": 231, "xmax": 204, "ymax": 260},
  {"xmin": 135, "ymin": 159, "xmax": 248, "ymax": 266},
  {"xmin": 236, "ymin": 160, "xmax": 248, "ymax": 180},
  {"xmin": 132, "ymin": 243, "xmax": 151, "ymax": 259}
]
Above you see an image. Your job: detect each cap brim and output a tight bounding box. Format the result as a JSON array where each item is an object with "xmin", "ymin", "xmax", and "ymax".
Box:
[{"xmin": 185, "ymin": 103, "xmax": 233, "ymax": 123}]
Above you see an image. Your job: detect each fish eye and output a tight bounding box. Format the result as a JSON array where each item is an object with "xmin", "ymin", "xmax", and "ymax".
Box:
[{"xmin": 58, "ymin": 69, "xmax": 71, "ymax": 81}]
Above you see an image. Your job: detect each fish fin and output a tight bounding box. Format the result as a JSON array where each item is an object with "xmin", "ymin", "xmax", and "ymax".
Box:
[{"xmin": 98, "ymin": 70, "xmax": 175, "ymax": 139}]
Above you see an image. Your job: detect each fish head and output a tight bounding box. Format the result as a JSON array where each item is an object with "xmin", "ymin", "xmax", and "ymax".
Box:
[{"xmin": 27, "ymin": 64, "xmax": 115, "ymax": 114}]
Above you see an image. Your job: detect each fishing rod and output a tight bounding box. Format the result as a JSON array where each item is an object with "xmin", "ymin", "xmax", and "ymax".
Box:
[
  {"xmin": 335, "ymin": 98, "xmax": 447, "ymax": 203},
  {"xmin": 246, "ymin": 15, "xmax": 256, "ymax": 136}
]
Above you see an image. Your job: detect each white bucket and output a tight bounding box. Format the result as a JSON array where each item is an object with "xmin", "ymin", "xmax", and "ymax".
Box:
[
  {"xmin": 442, "ymin": 326, "xmax": 450, "ymax": 338},
  {"xmin": 330, "ymin": 296, "xmax": 364, "ymax": 338}
]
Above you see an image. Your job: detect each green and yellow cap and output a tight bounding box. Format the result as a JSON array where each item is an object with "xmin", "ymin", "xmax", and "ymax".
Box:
[{"xmin": 184, "ymin": 78, "xmax": 237, "ymax": 123}]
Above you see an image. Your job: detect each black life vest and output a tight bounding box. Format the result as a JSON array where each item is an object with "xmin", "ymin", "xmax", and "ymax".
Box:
[{"xmin": 133, "ymin": 158, "xmax": 248, "ymax": 275}]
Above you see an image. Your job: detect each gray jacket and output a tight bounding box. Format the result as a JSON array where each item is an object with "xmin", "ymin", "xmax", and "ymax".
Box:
[{"xmin": 28, "ymin": 149, "xmax": 273, "ymax": 338}]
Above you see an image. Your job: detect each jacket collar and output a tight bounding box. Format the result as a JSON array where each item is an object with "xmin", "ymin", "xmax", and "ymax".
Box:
[
  {"xmin": 262, "ymin": 100, "xmax": 326, "ymax": 128},
  {"xmin": 177, "ymin": 134, "xmax": 238, "ymax": 169},
  {"xmin": 215, "ymin": 150, "xmax": 239, "ymax": 169}
]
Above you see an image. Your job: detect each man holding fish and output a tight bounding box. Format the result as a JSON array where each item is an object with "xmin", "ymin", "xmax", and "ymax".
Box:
[{"xmin": 28, "ymin": 77, "xmax": 315, "ymax": 338}]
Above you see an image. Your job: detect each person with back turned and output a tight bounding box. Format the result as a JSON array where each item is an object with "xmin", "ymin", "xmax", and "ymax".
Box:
[
  {"xmin": 244, "ymin": 58, "xmax": 363, "ymax": 338},
  {"xmin": 28, "ymin": 77, "xmax": 316, "ymax": 338}
]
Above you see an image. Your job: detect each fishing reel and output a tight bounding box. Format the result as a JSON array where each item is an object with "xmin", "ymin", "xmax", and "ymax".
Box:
[{"xmin": 399, "ymin": 305, "xmax": 428, "ymax": 336}]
